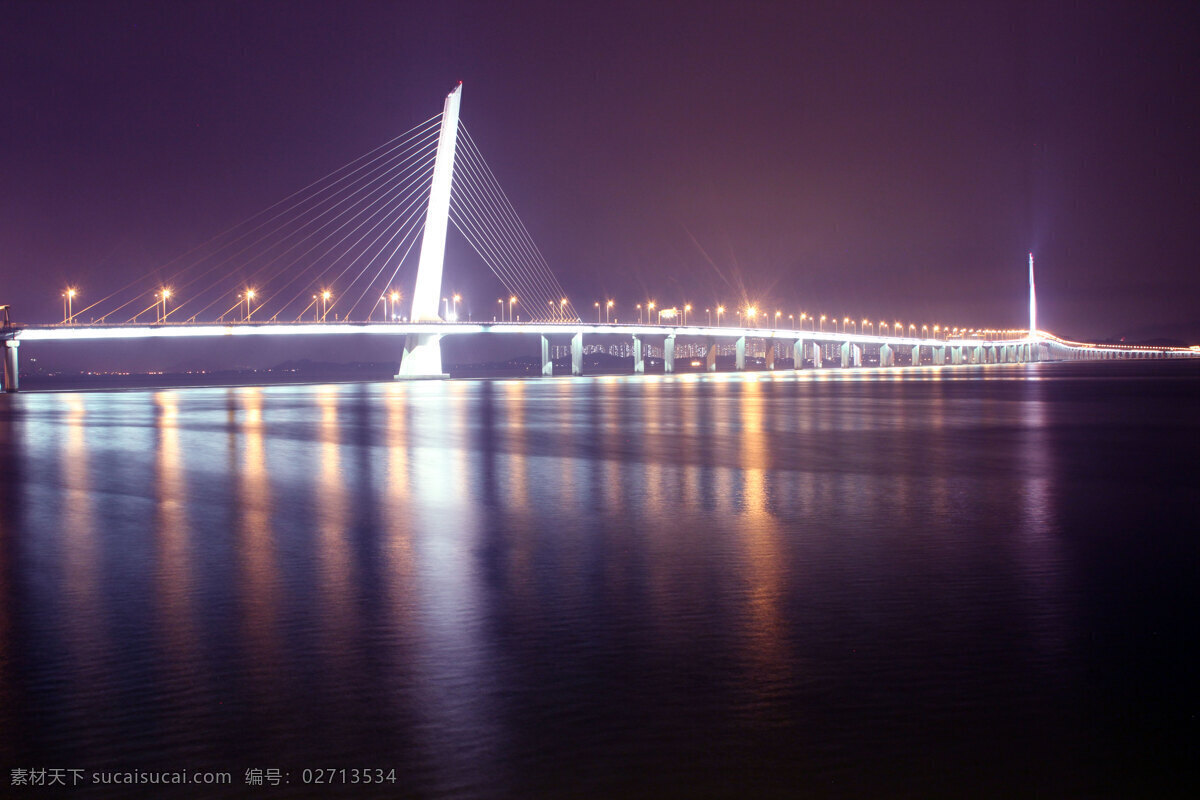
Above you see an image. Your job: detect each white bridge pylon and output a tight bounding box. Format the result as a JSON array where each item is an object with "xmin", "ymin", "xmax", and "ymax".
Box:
[{"xmin": 396, "ymin": 82, "xmax": 462, "ymax": 379}]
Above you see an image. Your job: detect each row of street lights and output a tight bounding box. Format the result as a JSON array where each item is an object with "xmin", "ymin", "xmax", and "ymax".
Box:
[{"xmin": 56, "ymin": 285, "xmax": 1022, "ymax": 338}]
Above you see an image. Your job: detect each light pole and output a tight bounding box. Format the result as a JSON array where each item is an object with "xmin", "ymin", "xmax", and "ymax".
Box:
[
  {"xmin": 717, "ymin": 305, "xmax": 724, "ymax": 326},
  {"xmin": 606, "ymin": 299, "xmax": 613, "ymax": 323},
  {"xmin": 595, "ymin": 301, "xmax": 601, "ymax": 322},
  {"xmin": 245, "ymin": 289, "xmax": 256, "ymax": 321},
  {"xmin": 684, "ymin": 304, "xmax": 692, "ymax": 326},
  {"xmin": 746, "ymin": 306, "xmax": 757, "ymax": 327},
  {"xmin": 647, "ymin": 301, "xmax": 655, "ymax": 324},
  {"xmin": 62, "ymin": 288, "xmax": 77, "ymax": 324},
  {"xmin": 498, "ymin": 298, "xmax": 503, "ymax": 322},
  {"xmin": 819, "ymin": 314, "xmax": 826, "ymax": 332},
  {"xmin": 161, "ymin": 288, "xmax": 171, "ymax": 322},
  {"xmin": 775, "ymin": 310, "xmax": 782, "ymax": 329},
  {"xmin": 509, "ymin": 296, "xmax": 517, "ymax": 323},
  {"xmin": 637, "ymin": 303, "xmax": 643, "ymax": 323},
  {"xmin": 321, "ymin": 290, "xmax": 331, "ymax": 321},
  {"xmin": 452, "ymin": 293, "xmax": 461, "ymax": 322},
  {"xmin": 706, "ymin": 307, "xmax": 712, "ymax": 326},
  {"xmin": 559, "ymin": 297, "xmax": 568, "ymax": 321}
]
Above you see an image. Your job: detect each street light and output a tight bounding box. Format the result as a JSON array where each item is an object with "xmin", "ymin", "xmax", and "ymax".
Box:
[
  {"xmin": 452, "ymin": 293, "xmax": 461, "ymax": 322},
  {"xmin": 389, "ymin": 291, "xmax": 400, "ymax": 321},
  {"xmin": 245, "ymin": 289, "xmax": 256, "ymax": 321},
  {"xmin": 321, "ymin": 290, "xmax": 332, "ymax": 321},
  {"xmin": 160, "ymin": 288, "xmax": 172, "ymax": 323},
  {"xmin": 819, "ymin": 314, "xmax": 826, "ymax": 332},
  {"xmin": 595, "ymin": 301, "xmax": 601, "ymax": 322},
  {"xmin": 717, "ymin": 305, "xmax": 725, "ymax": 326},
  {"xmin": 684, "ymin": 304, "xmax": 692, "ymax": 326},
  {"xmin": 497, "ymin": 298, "xmax": 503, "ymax": 322},
  {"xmin": 62, "ymin": 288, "xmax": 77, "ymax": 324},
  {"xmin": 648, "ymin": 301, "xmax": 655, "ymax": 324},
  {"xmin": 606, "ymin": 299, "xmax": 613, "ymax": 323},
  {"xmin": 509, "ymin": 296, "xmax": 517, "ymax": 323},
  {"xmin": 746, "ymin": 306, "xmax": 757, "ymax": 326},
  {"xmin": 637, "ymin": 303, "xmax": 643, "ymax": 323},
  {"xmin": 560, "ymin": 297, "xmax": 567, "ymax": 321},
  {"xmin": 775, "ymin": 310, "xmax": 782, "ymax": 328}
]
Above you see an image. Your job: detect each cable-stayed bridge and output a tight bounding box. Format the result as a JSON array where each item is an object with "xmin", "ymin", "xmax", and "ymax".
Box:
[{"xmin": 2, "ymin": 83, "xmax": 1196, "ymax": 391}]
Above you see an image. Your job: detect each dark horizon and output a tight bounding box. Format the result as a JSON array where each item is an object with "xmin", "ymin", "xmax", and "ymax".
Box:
[{"xmin": 4, "ymin": 1, "xmax": 1199, "ymax": 343}]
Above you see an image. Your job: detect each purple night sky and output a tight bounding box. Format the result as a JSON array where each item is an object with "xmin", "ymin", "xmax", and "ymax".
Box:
[{"xmin": 3, "ymin": 0, "xmax": 1199, "ymax": 344}]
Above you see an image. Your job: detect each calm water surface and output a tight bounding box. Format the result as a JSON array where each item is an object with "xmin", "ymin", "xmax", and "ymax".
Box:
[{"xmin": 1, "ymin": 362, "xmax": 1197, "ymax": 798}]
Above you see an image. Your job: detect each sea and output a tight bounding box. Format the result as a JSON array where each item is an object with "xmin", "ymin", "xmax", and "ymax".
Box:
[{"xmin": 1, "ymin": 360, "xmax": 1196, "ymax": 798}]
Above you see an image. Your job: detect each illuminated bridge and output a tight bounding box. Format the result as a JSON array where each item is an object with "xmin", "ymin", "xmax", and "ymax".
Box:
[{"xmin": 3, "ymin": 84, "xmax": 1196, "ymax": 391}]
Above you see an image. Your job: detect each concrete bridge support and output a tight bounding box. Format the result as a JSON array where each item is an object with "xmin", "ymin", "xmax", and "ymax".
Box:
[
  {"xmin": 396, "ymin": 333, "xmax": 448, "ymax": 379},
  {"xmin": 705, "ymin": 339, "xmax": 718, "ymax": 372},
  {"xmin": 879, "ymin": 343, "xmax": 894, "ymax": 367},
  {"xmin": 793, "ymin": 339, "xmax": 806, "ymax": 369},
  {"xmin": 765, "ymin": 341, "xmax": 775, "ymax": 370},
  {"xmin": 810, "ymin": 340, "xmax": 823, "ymax": 368},
  {"xmin": 571, "ymin": 332, "xmax": 583, "ymax": 376},
  {"xmin": 933, "ymin": 346, "xmax": 945, "ymax": 366},
  {"xmin": 735, "ymin": 336, "xmax": 746, "ymax": 371},
  {"xmin": 973, "ymin": 346, "xmax": 984, "ymax": 364},
  {"xmin": 911, "ymin": 345, "xmax": 921, "ymax": 366},
  {"xmin": 664, "ymin": 334, "xmax": 676, "ymax": 374},
  {"xmin": 3, "ymin": 340, "xmax": 18, "ymax": 392},
  {"xmin": 540, "ymin": 335, "xmax": 554, "ymax": 376},
  {"xmin": 839, "ymin": 341, "xmax": 862, "ymax": 367},
  {"xmin": 632, "ymin": 334, "xmax": 645, "ymax": 373}
]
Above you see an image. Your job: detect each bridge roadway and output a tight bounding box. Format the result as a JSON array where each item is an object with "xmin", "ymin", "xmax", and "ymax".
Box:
[{"xmin": 2, "ymin": 320, "xmax": 1196, "ymax": 391}]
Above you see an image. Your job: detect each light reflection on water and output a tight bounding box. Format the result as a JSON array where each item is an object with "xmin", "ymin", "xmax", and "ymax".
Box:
[{"xmin": 0, "ymin": 361, "xmax": 1197, "ymax": 797}]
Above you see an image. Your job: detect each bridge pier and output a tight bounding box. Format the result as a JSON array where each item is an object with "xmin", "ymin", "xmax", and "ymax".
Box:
[
  {"xmin": 793, "ymin": 339, "xmax": 806, "ymax": 369},
  {"xmin": 879, "ymin": 342, "xmax": 894, "ymax": 367},
  {"xmin": 705, "ymin": 339, "xmax": 718, "ymax": 372},
  {"xmin": 951, "ymin": 346, "xmax": 963, "ymax": 365},
  {"xmin": 839, "ymin": 341, "xmax": 862, "ymax": 367},
  {"xmin": 933, "ymin": 346, "xmax": 945, "ymax": 366},
  {"xmin": 664, "ymin": 334, "xmax": 676, "ymax": 374},
  {"xmin": 571, "ymin": 332, "xmax": 583, "ymax": 376},
  {"xmin": 395, "ymin": 333, "xmax": 448, "ymax": 380},
  {"xmin": 632, "ymin": 334, "xmax": 645, "ymax": 373},
  {"xmin": 810, "ymin": 340, "xmax": 823, "ymax": 368},
  {"xmin": 765, "ymin": 341, "xmax": 775, "ymax": 370},
  {"xmin": 3, "ymin": 340, "xmax": 18, "ymax": 392},
  {"xmin": 911, "ymin": 345, "xmax": 920, "ymax": 366},
  {"xmin": 735, "ymin": 336, "xmax": 746, "ymax": 371},
  {"xmin": 540, "ymin": 335, "xmax": 554, "ymax": 376}
]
